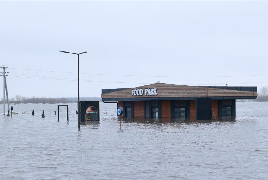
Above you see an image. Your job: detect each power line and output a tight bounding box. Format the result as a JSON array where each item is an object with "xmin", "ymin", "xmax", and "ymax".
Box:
[
  {"xmin": 8, "ymin": 67, "xmax": 268, "ymax": 79},
  {"xmin": 6, "ymin": 72, "xmax": 266, "ymax": 87},
  {"xmin": 4, "ymin": 67, "xmax": 266, "ymax": 89}
]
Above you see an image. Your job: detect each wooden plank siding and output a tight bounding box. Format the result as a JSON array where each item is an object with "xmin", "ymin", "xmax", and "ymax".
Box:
[
  {"xmin": 161, "ymin": 101, "xmax": 171, "ymax": 118},
  {"xmin": 133, "ymin": 101, "xmax": 144, "ymax": 117},
  {"xmin": 190, "ymin": 100, "xmax": 196, "ymax": 120},
  {"xmin": 102, "ymin": 83, "xmax": 257, "ymax": 99},
  {"xmin": 118, "ymin": 101, "xmax": 123, "ymax": 108},
  {"xmin": 211, "ymin": 100, "xmax": 219, "ymax": 118}
]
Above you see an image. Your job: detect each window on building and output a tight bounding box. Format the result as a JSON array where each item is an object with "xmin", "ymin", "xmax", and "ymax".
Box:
[
  {"xmin": 175, "ymin": 107, "xmax": 186, "ymax": 119},
  {"xmin": 152, "ymin": 107, "xmax": 158, "ymax": 118},
  {"xmin": 222, "ymin": 106, "xmax": 232, "ymax": 117},
  {"xmin": 175, "ymin": 101, "xmax": 186, "ymax": 107},
  {"xmin": 126, "ymin": 107, "xmax": 132, "ymax": 117}
]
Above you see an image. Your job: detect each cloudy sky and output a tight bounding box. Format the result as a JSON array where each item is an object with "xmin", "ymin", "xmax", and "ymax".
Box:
[{"xmin": 0, "ymin": 0, "xmax": 268, "ymax": 98}]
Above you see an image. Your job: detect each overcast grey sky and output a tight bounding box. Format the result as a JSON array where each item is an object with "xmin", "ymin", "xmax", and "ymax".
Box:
[{"xmin": 1, "ymin": 1, "xmax": 268, "ymax": 98}]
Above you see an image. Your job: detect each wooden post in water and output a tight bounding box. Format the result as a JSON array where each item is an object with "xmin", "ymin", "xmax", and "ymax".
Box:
[
  {"xmin": 42, "ymin": 110, "xmax": 45, "ymax": 118},
  {"xmin": 10, "ymin": 106, "xmax": 13, "ymax": 118},
  {"xmin": 58, "ymin": 105, "xmax": 60, "ymax": 122},
  {"xmin": 67, "ymin": 105, "xmax": 69, "ymax": 122},
  {"xmin": 120, "ymin": 117, "xmax": 122, "ymax": 130}
]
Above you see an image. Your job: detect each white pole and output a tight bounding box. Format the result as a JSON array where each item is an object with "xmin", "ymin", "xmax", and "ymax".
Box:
[
  {"xmin": 2, "ymin": 67, "xmax": 5, "ymax": 115},
  {"xmin": 4, "ymin": 74, "xmax": 9, "ymax": 113}
]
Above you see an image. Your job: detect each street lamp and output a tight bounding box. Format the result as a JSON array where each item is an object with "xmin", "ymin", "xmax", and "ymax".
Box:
[{"xmin": 60, "ymin": 50, "xmax": 87, "ymax": 130}]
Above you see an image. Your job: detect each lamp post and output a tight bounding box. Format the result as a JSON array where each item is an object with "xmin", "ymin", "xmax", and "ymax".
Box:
[{"xmin": 60, "ymin": 50, "xmax": 87, "ymax": 130}]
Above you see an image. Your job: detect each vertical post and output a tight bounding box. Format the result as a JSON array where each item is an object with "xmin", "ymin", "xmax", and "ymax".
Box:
[
  {"xmin": 10, "ymin": 106, "xmax": 13, "ymax": 118},
  {"xmin": 3, "ymin": 67, "xmax": 5, "ymax": 115},
  {"xmin": 77, "ymin": 54, "xmax": 80, "ymax": 130},
  {"xmin": 42, "ymin": 110, "xmax": 45, "ymax": 118},
  {"xmin": 67, "ymin": 105, "xmax": 69, "ymax": 122},
  {"xmin": 60, "ymin": 50, "xmax": 86, "ymax": 129},
  {"xmin": 58, "ymin": 105, "xmax": 59, "ymax": 122},
  {"xmin": 78, "ymin": 54, "xmax": 80, "ymax": 103},
  {"xmin": 120, "ymin": 117, "xmax": 122, "ymax": 130},
  {"xmin": 4, "ymin": 75, "xmax": 10, "ymax": 115}
]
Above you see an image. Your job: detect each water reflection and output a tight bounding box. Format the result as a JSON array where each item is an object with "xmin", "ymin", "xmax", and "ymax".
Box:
[
  {"xmin": 118, "ymin": 116, "xmax": 236, "ymax": 124},
  {"xmin": 80, "ymin": 121, "xmax": 100, "ymax": 129}
]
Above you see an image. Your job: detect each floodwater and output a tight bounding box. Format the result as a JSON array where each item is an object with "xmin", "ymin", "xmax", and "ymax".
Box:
[{"xmin": 0, "ymin": 101, "xmax": 267, "ymax": 180}]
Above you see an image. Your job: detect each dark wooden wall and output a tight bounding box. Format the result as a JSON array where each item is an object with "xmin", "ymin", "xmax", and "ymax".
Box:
[
  {"xmin": 190, "ymin": 100, "xmax": 196, "ymax": 120},
  {"xmin": 161, "ymin": 101, "xmax": 171, "ymax": 118},
  {"xmin": 212, "ymin": 100, "xmax": 219, "ymax": 117},
  {"xmin": 134, "ymin": 101, "xmax": 144, "ymax": 117}
]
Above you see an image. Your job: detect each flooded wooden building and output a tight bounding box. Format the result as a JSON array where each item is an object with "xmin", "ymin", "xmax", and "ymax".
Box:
[{"xmin": 101, "ymin": 83, "xmax": 257, "ymax": 120}]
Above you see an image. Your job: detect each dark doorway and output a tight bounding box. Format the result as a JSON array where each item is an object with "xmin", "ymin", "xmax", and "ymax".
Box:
[
  {"xmin": 219, "ymin": 99, "xmax": 236, "ymax": 117},
  {"xmin": 152, "ymin": 107, "xmax": 159, "ymax": 118},
  {"xmin": 196, "ymin": 98, "xmax": 212, "ymax": 120},
  {"xmin": 222, "ymin": 106, "xmax": 232, "ymax": 117},
  {"xmin": 175, "ymin": 107, "xmax": 186, "ymax": 119},
  {"xmin": 125, "ymin": 107, "xmax": 132, "ymax": 117}
]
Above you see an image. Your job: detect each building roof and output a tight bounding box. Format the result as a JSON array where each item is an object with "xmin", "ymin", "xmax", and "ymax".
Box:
[{"xmin": 101, "ymin": 83, "xmax": 257, "ymax": 102}]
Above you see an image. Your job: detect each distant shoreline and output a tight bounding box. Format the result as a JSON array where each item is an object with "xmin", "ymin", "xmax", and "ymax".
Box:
[
  {"xmin": 2, "ymin": 97, "xmax": 268, "ymax": 104},
  {"xmin": 1, "ymin": 97, "xmax": 101, "ymax": 104}
]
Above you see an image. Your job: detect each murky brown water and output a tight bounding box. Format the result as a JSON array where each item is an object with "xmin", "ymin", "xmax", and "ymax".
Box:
[{"xmin": 0, "ymin": 101, "xmax": 267, "ymax": 180}]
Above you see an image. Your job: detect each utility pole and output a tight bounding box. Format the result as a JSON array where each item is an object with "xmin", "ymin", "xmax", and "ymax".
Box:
[{"xmin": 1, "ymin": 66, "xmax": 9, "ymax": 115}]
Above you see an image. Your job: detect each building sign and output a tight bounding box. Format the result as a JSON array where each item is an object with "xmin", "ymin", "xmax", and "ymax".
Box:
[
  {"xmin": 117, "ymin": 107, "xmax": 123, "ymax": 116},
  {"xmin": 132, "ymin": 88, "xmax": 157, "ymax": 96},
  {"xmin": 79, "ymin": 101, "xmax": 99, "ymax": 121}
]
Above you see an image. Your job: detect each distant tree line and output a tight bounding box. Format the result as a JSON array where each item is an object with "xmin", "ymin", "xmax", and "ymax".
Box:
[
  {"xmin": 256, "ymin": 86, "xmax": 268, "ymax": 102},
  {"xmin": 0, "ymin": 95, "xmax": 101, "ymax": 104},
  {"xmin": 7, "ymin": 95, "xmax": 69, "ymax": 104}
]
